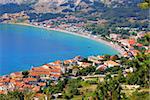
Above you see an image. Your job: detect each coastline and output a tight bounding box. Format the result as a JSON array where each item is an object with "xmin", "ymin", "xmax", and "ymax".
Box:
[{"xmin": 4, "ymin": 22, "xmax": 125, "ymax": 55}]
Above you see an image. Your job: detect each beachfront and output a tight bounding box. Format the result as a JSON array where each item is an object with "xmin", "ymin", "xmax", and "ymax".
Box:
[{"xmin": 9, "ymin": 22, "xmax": 125, "ymax": 55}]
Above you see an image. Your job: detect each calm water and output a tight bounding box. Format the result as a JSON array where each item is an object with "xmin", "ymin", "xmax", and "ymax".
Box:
[{"xmin": 0, "ymin": 24, "xmax": 118, "ymax": 75}]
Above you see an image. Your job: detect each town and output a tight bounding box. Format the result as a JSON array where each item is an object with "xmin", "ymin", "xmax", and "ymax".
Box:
[
  {"xmin": 0, "ymin": 1, "xmax": 149, "ymax": 99},
  {"xmin": 0, "ymin": 30, "xmax": 149, "ymax": 99}
]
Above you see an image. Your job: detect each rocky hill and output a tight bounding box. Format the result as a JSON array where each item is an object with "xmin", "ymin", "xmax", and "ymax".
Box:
[
  {"xmin": 0, "ymin": 0, "xmax": 143, "ymax": 13},
  {"xmin": 0, "ymin": 0, "xmax": 147, "ymax": 24},
  {"xmin": 0, "ymin": 0, "xmax": 100, "ymax": 13}
]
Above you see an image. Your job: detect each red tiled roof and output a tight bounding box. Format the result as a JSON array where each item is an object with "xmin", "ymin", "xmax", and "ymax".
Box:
[
  {"xmin": 137, "ymin": 43, "xmax": 143, "ymax": 47},
  {"xmin": 97, "ymin": 65, "xmax": 107, "ymax": 71},
  {"xmin": 15, "ymin": 82, "xmax": 24, "ymax": 88},
  {"xmin": 50, "ymin": 69, "xmax": 61, "ymax": 73},
  {"xmin": 128, "ymin": 39, "xmax": 136, "ymax": 45},
  {"xmin": 105, "ymin": 60, "xmax": 120, "ymax": 66},
  {"xmin": 32, "ymin": 67, "xmax": 48, "ymax": 71},
  {"xmin": 32, "ymin": 86, "xmax": 40, "ymax": 92},
  {"xmin": 0, "ymin": 90, "xmax": 5, "ymax": 94},
  {"xmin": 10, "ymin": 79, "xmax": 16, "ymax": 83},
  {"xmin": 23, "ymin": 84, "xmax": 32, "ymax": 88},
  {"xmin": 30, "ymin": 71, "xmax": 51, "ymax": 76},
  {"xmin": 24, "ymin": 78, "xmax": 37, "ymax": 82},
  {"xmin": 38, "ymin": 82, "xmax": 46, "ymax": 87},
  {"xmin": 99, "ymin": 66, "xmax": 107, "ymax": 71},
  {"xmin": 2, "ymin": 78, "xmax": 10, "ymax": 83}
]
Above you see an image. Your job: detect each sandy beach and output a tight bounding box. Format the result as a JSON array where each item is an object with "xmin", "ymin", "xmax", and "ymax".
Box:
[{"xmin": 6, "ymin": 22, "xmax": 125, "ymax": 55}]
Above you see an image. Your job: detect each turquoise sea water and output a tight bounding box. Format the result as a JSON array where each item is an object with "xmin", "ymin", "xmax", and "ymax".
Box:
[{"xmin": 0, "ymin": 24, "xmax": 118, "ymax": 75}]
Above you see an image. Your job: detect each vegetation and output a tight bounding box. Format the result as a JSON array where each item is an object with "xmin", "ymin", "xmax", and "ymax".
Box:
[
  {"xmin": 22, "ymin": 71, "xmax": 29, "ymax": 78},
  {"xmin": 0, "ymin": 3, "xmax": 32, "ymax": 15},
  {"xmin": 0, "ymin": 52, "xmax": 149, "ymax": 100},
  {"xmin": 126, "ymin": 53, "xmax": 150, "ymax": 87},
  {"xmin": 43, "ymin": 79, "xmax": 67, "ymax": 94},
  {"xmin": 96, "ymin": 75, "xmax": 125, "ymax": 100},
  {"xmin": 62, "ymin": 78, "xmax": 82, "ymax": 99},
  {"xmin": 129, "ymin": 91, "xmax": 150, "ymax": 100},
  {"xmin": 137, "ymin": 33, "xmax": 150, "ymax": 46},
  {"xmin": 78, "ymin": 66, "xmax": 96, "ymax": 76},
  {"xmin": 139, "ymin": 0, "xmax": 150, "ymax": 9},
  {"xmin": 85, "ymin": 24, "xmax": 110, "ymax": 35},
  {"xmin": 0, "ymin": 90, "xmax": 35, "ymax": 100}
]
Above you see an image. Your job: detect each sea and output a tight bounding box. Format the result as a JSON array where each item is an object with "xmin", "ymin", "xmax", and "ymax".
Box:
[{"xmin": 0, "ymin": 24, "xmax": 118, "ymax": 75}]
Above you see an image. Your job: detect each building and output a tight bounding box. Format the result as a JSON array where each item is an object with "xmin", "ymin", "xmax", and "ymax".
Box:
[{"xmin": 104, "ymin": 60, "xmax": 120, "ymax": 67}]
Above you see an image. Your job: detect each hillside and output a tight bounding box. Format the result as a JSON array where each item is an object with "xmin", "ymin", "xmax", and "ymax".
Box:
[{"xmin": 0, "ymin": 0, "xmax": 148, "ymax": 28}]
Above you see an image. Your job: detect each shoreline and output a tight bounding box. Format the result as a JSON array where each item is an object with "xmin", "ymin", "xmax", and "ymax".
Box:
[{"xmin": 3, "ymin": 22, "xmax": 125, "ymax": 55}]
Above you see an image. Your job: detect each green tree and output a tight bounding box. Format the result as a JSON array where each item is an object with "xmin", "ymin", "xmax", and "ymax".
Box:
[
  {"xmin": 129, "ymin": 91, "xmax": 150, "ymax": 100},
  {"xmin": 139, "ymin": 0, "xmax": 150, "ymax": 9},
  {"xmin": 7, "ymin": 91, "xmax": 24, "ymax": 100},
  {"xmin": 78, "ymin": 66, "xmax": 96, "ymax": 76},
  {"xmin": 126, "ymin": 53, "xmax": 150, "ymax": 87},
  {"xmin": 22, "ymin": 71, "xmax": 29, "ymax": 78},
  {"xmin": 23, "ymin": 90, "xmax": 35, "ymax": 100},
  {"xmin": 96, "ymin": 70, "xmax": 126, "ymax": 100}
]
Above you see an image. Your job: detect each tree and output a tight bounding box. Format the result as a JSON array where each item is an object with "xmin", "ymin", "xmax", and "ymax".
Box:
[
  {"xmin": 43, "ymin": 87, "xmax": 52, "ymax": 100},
  {"xmin": 103, "ymin": 54, "xmax": 110, "ymax": 61},
  {"xmin": 126, "ymin": 53, "xmax": 150, "ymax": 87},
  {"xmin": 129, "ymin": 91, "xmax": 149, "ymax": 100},
  {"xmin": 62, "ymin": 78, "xmax": 81, "ymax": 99},
  {"xmin": 7, "ymin": 91, "xmax": 24, "ymax": 100},
  {"xmin": 137, "ymin": 33, "xmax": 150, "ymax": 46},
  {"xmin": 22, "ymin": 71, "xmax": 29, "ymax": 78},
  {"xmin": 139, "ymin": 0, "xmax": 150, "ymax": 9},
  {"xmin": 23, "ymin": 90, "xmax": 35, "ymax": 100},
  {"xmin": 96, "ymin": 70, "xmax": 127, "ymax": 100},
  {"xmin": 78, "ymin": 66, "xmax": 96, "ymax": 76}
]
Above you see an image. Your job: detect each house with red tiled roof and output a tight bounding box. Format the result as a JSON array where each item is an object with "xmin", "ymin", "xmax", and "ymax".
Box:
[
  {"xmin": 30, "ymin": 67, "xmax": 51, "ymax": 78},
  {"xmin": 10, "ymin": 72, "xmax": 23, "ymax": 79},
  {"xmin": 32, "ymin": 86, "xmax": 40, "ymax": 92},
  {"xmin": 96, "ymin": 65, "xmax": 107, "ymax": 71},
  {"xmin": 29, "ymin": 64, "xmax": 62, "ymax": 81},
  {"xmin": 23, "ymin": 78, "xmax": 38, "ymax": 85},
  {"xmin": 136, "ymin": 43, "xmax": 143, "ymax": 47},
  {"xmin": 23, "ymin": 84, "xmax": 32, "ymax": 89},
  {"xmin": 104, "ymin": 60, "xmax": 120, "ymax": 68},
  {"xmin": 128, "ymin": 38, "xmax": 136, "ymax": 46},
  {"xmin": 15, "ymin": 82, "xmax": 24, "ymax": 88},
  {"xmin": 2, "ymin": 77, "xmax": 10, "ymax": 83},
  {"xmin": 38, "ymin": 82, "xmax": 46, "ymax": 87},
  {"xmin": 0, "ymin": 90, "xmax": 6, "ymax": 94}
]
